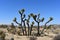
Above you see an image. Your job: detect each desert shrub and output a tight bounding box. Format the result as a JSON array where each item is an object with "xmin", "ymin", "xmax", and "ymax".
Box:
[
  {"xmin": 17, "ymin": 30, "xmax": 22, "ymax": 36},
  {"xmin": 7, "ymin": 26, "xmax": 16, "ymax": 34},
  {"xmin": 0, "ymin": 30, "xmax": 5, "ymax": 40},
  {"xmin": 29, "ymin": 36, "xmax": 37, "ymax": 40},
  {"xmin": 11, "ymin": 29, "xmax": 16, "ymax": 34},
  {"xmin": 53, "ymin": 30, "xmax": 59, "ymax": 34},
  {"xmin": 53, "ymin": 35, "xmax": 60, "ymax": 40},
  {"xmin": 31, "ymin": 31, "xmax": 37, "ymax": 36},
  {"xmin": 0, "ymin": 24, "xmax": 7, "ymax": 28}
]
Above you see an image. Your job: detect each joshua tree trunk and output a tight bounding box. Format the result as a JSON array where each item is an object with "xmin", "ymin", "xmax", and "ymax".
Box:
[
  {"xmin": 24, "ymin": 21, "xmax": 27, "ymax": 35},
  {"xmin": 21, "ymin": 15, "xmax": 24, "ymax": 35},
  {"xmin": 27, "ymin": 23, "xmax": 30, "ymax": 36},
  {"xmin": 41, "ymin": 24, "xmax": 46, "ymax": 34},
  {"xmin": 37, "ymin": 22, "xmax": 40, "ymax": 36},
  {"xmin": 30, "ymin": 25, "xmax": 33, "ymax": 35}
]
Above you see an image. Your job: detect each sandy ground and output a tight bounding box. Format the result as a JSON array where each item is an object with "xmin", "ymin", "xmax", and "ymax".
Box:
[
  {"xmin": 0, "ymin": 28, "xmax": 58, "ymax": 40},
  {"xmin": 5, "ymin": 32, "xmax": 57, "ymax": 40}
]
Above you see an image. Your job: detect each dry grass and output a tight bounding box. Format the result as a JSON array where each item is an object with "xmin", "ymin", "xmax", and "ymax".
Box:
[{"xmin": 0, "ymin": 26, "xmax": 60, "ymax": 40}]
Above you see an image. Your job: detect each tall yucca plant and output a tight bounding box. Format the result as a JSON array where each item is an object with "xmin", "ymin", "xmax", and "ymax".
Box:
[
  {"xmin": 13, "ymin": 17, "xmax": 21, "ymax": 26},
  {"xmin": 13, "ymin": 9, "xmax": 25, "ymax": 35},
  {"xmin": 41, "ymin": 17, "xmax": 53, "ymax": 34},
  {"xmin": 22, "ymin": 14, "xmax": 27, "ymax": 35},
  {"xmin": 30, "ymin": 13, "xmax": 44, "ymax": 36},
  {"xmin": 44, "ymin": 17, "xmax": 53, "ymax": 29},
  {"xmin": 30, "ymin": 21, "xmax": 34, "ymax": 35},
  {"xmin": 26, "ymin": 15, "xmax": 30, "ymax": 36}
]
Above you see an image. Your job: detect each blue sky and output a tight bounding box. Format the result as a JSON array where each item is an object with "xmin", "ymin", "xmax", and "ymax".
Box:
[{"xmin": 0, "ymin": 0, "xmax": 60, "ymax": 25}]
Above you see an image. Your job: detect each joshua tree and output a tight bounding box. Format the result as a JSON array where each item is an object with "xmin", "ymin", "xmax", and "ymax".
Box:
[
  {"xmin": 41, "ymin": 17, "xmax": 53, "ymax": 34},
  {"xmin": 30, "ymin": 21, "xmax": 34, "ymax": 35},
  {"xmin": 13, "ymin": 9, "xmax": 54, "ymax": 36},
  {"xmin": 26, "ymin": 15, "xmax": 30, "ymax": 36},
  {"xmin": 30, "ymin": 13, "xmax": 44, "ymax": 36},
  {"xmin": 22, "ymin": 14, "xmax": 27, "ymax": 35},
  {"xmin": 13, "ymin": 9, "xmax": 25, "ymax": 35}
]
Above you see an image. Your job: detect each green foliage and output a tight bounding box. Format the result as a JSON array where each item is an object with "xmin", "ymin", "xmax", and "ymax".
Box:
[
  {"xmin": 46, "ymin": 17, "xmax": 53, "ymax": 24},
  {"xmin": 30, "ymin": 13, "xmax": 37, "ymax": 21},
  {"xmin": 49, "ymin": 17, "xmax": 53, "ymax": 21},
  {"xmin": 41, "ymin": 18, "xmax": 44, "ymax": 22},
  {"xmin": 32, "ymin": 21, "xmax": 34, "ymax": 25},
  {"xmin": 19, "ymin": 9, "xmax": 25, "ymax": 14},
  {"xmin": 13, "ymin": 17, "xmax": 16, "ymax": 22}
]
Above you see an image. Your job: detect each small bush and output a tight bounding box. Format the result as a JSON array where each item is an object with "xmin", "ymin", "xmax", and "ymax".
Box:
[
  {"xmin": 0, "ymin": 31, "xmax": 5, "ymax": 40},
  {"xmin": 17, "ymin": 30, "xmax": 22, "ymax": 36},
  {"xmin": 53, "ymin": 30, "xmax": 59, "ymax": 34},
  {"xmin": 7, "ymin": 27, "xmax": 16, "ymax": 34}
]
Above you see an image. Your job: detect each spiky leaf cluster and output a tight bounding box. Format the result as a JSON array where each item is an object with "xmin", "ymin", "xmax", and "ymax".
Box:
[{"xmin": 19, "ymin": 9, "xmax": 25, "ymax": 15}]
